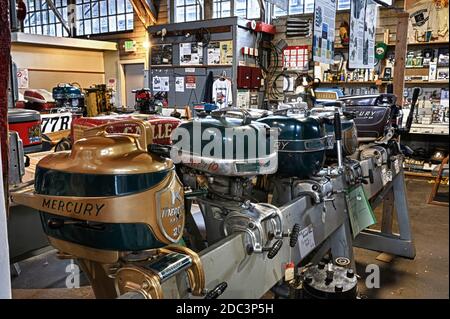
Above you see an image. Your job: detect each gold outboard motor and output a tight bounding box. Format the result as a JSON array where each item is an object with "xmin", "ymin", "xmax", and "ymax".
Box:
[{"xmin": 11, "ymin": 120, "xmax": 205, "ymax": 298}]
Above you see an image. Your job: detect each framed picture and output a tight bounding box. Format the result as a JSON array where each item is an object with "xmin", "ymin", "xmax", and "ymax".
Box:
[
  {"xmin": 437, "ymin": 67, "xmax": 449, "ymax": 80},
  {"xmin": 383, "ymin": 67, "xmax": 392, "ymax": 80},
  {"xmin": 437, "ymin": 48, "xmax": 449, "ymax": 67}
]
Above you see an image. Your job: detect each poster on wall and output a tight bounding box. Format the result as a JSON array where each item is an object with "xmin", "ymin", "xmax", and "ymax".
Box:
[
  {"xmin": 152, "ymin": 76, "xmax": 170, "ymax": 92},
  {"xmin": 283, "ymin": 45, "xmax": 309, "ymax": 70},
  {"xmin": 405, "ymin": 0, "xmax": 449, "ymax": 44},
  {"xmin": 349, "ymin": 0, "xmax": 378, "ymax": 69},
  {"xmin": 17, "ymin": 68, "xmax": 29, "ymax": 89},
  {"xmin": 208, "ymin": 42, "xmax": 221, "ymax": 65},
  {"xmin": 175, "ymin": 77, "xmax": 185, "ymax": 92},
  {"xmin": 180, "ymin": 42, "xmax": 204, "ymax": 65},
  {"xmin": 220, "ymin": 41, "xmax": 233, "ymax": 65},
  {"xmin": 185, "ymin": 75, "xmax": 196, "ymax": 89},
  {"xmin": 313, "ymin": 0, "xmax": 336, "ymax": 64}
]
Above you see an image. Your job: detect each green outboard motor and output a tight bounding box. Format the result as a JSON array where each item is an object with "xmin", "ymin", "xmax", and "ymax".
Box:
[
  {"xmin": 258, "ymin": 114, "xmax": 329, "ymax": 178},
  {"xmin": 171, "ymin": 108, "xmax": 278, "ymax": 177}
]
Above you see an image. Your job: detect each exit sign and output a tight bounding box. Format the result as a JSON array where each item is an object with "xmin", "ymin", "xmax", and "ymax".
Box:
[{"xmin": 124, "ymin": 40, "xmax": 137, "ymax": 52}]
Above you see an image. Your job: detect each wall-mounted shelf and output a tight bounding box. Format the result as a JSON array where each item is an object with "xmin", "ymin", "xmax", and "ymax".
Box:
[
  {"xmin": 407, "ymin": 41, "xmax": 450, "ymax": 46},
  {"xmin": 386, "ymin": 41, "xmax": 449, "ymax": 47},
  {"xmin": 318, "ymin": 81, "xmax": 387, "ymax": 86},
  {"xmin": 405, "ymin": 66, "xmax": 430, "ymax": 69},
  {"xmin": 150, "ymin": 64, "xmax": 233, "ymax": 68},
  {"xmin": 404, "ymin": 80, "xmax": 449, "ymax": 85}
]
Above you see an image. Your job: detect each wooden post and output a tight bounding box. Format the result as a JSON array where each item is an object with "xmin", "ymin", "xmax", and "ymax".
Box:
[
  {"xmin": 0, "ymin": 0, "xmax": 12, "ymax": 299},
  {"xmin": 0, "ymin": 0, "xmax": 11, "ymax": 202},
  {"xmin": 204, "ymin": 0, "xmax": 213, "ymax": 20},
  {"xmin": 393, "ymin": 12, "xmax": 409, "ymax": 106}
]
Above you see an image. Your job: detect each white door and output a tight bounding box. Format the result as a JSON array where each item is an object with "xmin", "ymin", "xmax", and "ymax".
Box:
[{"xmin": 124, "ymin": 63, "xmax": 145, "ymax": 109}]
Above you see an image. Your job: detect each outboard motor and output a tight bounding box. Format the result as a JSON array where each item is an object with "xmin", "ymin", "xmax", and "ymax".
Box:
[
  {"xmin": 11, "ymin": 120, "xmax": 206, "ymax": 299},
  {"xmin": 52, "ymin": 83, "xmax": 85, "ymax": 115},
  {"xmin": 71, "ymin": 114, "xmax": 181, "ymax": 147},
  {"xmin": 338, "ymin": 94, "xmax": 399, "ymax": 142},
  {"xmin": 255, "ymin": 104, "xmax": 372, "ymax": 212},
  {"xmin": 258, "ymin": 110, "xmax": 329, "ymax": 179},
  {"xmin": 171, "ymin": 108, "xmax": 297, "ymax": 259}
]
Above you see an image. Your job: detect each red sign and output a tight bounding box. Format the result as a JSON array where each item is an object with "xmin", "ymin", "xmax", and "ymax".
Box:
[
  {"xmin": 283, "ymin": 45, "xmax": 309, "ymax": 70},
  {"xmin": 185, "ymin": 75, "xmax": 196, "ymax": 89}
]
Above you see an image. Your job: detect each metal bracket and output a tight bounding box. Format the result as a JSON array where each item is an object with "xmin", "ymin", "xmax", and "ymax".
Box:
[{"xmin": 353, "ymin": 171, "xmax": 416, "ymax": 259}]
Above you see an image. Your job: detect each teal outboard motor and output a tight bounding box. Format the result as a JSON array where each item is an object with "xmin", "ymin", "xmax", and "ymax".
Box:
[
  {"xmin": 309, "ymin": 104, "xmax": 359, "ymax": 158},
  {"xmin": 171, "ymin": 108, "xmax": 298, "ymax": 259},
  {"xmin": 172, "ymin": 108, "xmax": 277, "ymax": 177},
  {"xmin": 257, "ymin": 110, "xmax": 330, "ymax": 179},
  {"xmin": 52, "ymin": 83, "xmax": 85, "ymax": 114}
]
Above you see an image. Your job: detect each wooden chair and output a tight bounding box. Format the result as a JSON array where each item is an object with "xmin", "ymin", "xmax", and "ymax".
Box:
[{"xmin": 428, "ymin": 155, "xmax": 449, "ymax": 207}]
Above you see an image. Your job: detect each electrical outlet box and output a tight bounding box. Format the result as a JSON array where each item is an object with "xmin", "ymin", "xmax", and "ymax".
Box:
[{"xmin": 237, "ymin": 66, "xmax": 253, "ymax": 89}]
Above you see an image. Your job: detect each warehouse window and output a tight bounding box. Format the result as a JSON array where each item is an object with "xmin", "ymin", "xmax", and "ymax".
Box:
[
  {"xmin": 23, "ymin": 0, "xmax": 134, "ymax": 37},
  {"xmin": 23, "ymin": 0, "xmax": 69, "ymax": 37},
  {"xmin": 76, "ymin": 0, "xmax": 134, "ymax": 35},
  {"xmin": 213, "ymin": 0, "xmax": 231, "ymax": 18},
  {"xmin": 234, "ymin": 0, "xmax": 260, "ymax": 19},
  {"xmin": 273, "ymin": 0, "xmax": 350, "ymax": 17},
  {"xmin": 175, "ymin": 0, "xmax": 204, "ymax": 22}
]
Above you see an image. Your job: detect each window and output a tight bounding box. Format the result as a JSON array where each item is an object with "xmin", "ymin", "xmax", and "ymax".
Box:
[
  {"xmin": 273, "ymin": 0, "xmax": 350, "ymax": 18},
  {"xmin": 77, "ymin": 0, "xmax": 134, "ymax": 35},
  {"xmin": 234, "ymin": 0, "xmax": 260, "ymax": 19},
  {"xmin": 23, "ymin": 0, "xmax": 69, "ymax": 37},
  {"xmin": 213, "ymin": 0, "xmax": 231, "ymax": 18},
  {"xmin": 23, "ymin": 0, "xmax": 134, "ymax": 37},
  {"xmin": 175, "ymin": 0, "xmax": 204, "ymax": 22}
]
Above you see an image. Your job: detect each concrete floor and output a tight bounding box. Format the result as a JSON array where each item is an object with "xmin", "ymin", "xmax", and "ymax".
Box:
[
  {"xmin": 355, "ymin": 177, "xmax": 449, "ymax": 299},
  {"xmin": 10, "ymin": 178, "xmax": 449, "ymax": 299}
]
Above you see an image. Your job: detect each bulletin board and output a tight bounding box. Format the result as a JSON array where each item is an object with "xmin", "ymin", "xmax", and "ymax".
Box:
[{"xmin": 283, "ymin": 45, "xmax": 309, "ymax": 70}]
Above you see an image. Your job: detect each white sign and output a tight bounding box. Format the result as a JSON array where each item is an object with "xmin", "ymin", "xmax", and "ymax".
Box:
[
  {"xmin": 152, "ymin": 76, "xmax": 170, "ymax": 92},
  {"xmin": 175, "ymin": 77, "xmax": 185, "ymax": 92},
  {"xmin": 313, "ymin": 0, "xmax": 336, "ymax": 64},
  {"xmin": 180, "ymin": 42, "xmax": 203, "ymax": 65},
  {"xmin": 107, "ymin": 78, "xmax": 116, "ymax": 89},
  {"xmin": 17, "ymin": 68, "xmax": 29, "ymax": 89},
  {"xmin": 298, "ymin": 225, "xmax": 316, "ymax": 258},
  {"xmin": 41, "ymin": 112, "xmax": 73, "ymax": 134},
  {"xmin": 349, "ymin": 0, "xmax": 378, "ymax": 69}
]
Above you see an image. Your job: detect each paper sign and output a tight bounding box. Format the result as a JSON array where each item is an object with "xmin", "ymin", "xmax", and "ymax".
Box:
[
  {"xmin": 152, "ymin": 76, "xmax": 170, "ymax": 92},
  {"xmin": 208, "ymin": 42, "xmax": 221, "ymax": 65},
  {"xmin": 349, "ymin": 0, "xmax": 378, "ymax": 69},
  {"xmin": 345, "ymin": 185, "xmax": 376, "ymax": 238},
  {"xmin": 185, "ymin": 68, "xmax": 196, "ymax": 73},
  {"xmin": 185, "ymin": 75, "xmax": 196, "ymax": 89},
  {"xmin": 298, "ymin": 225, "xmax": 316, "ymax": 258},
  {"xmin": 17, "ymin": 68, "xmax": 29, "ymax": 89},
  {"xmin": 220, "ymin": 41, "xmax": 233, "ymax": 65},
  {"xmin": 313, "ymin": 0, "xmax": 336, "ymax": 64},
  {"xmin": 175, "ymin": 77, "xmax": 185, "ymax": 92},
  {"xmin": 180, "ymin": 42, "xmax": 203, "ymax": 65},
  {"xmin": 107, "ymin": 78, "xmax": 116, "ymax": 89}
]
